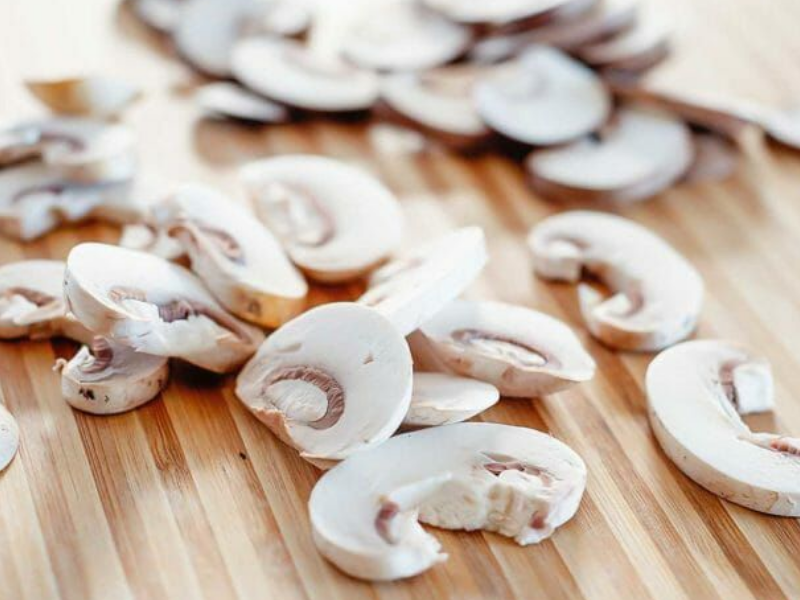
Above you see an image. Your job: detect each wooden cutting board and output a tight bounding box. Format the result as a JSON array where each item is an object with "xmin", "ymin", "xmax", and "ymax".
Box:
[{"xmin": 2, "ymin": 0, "xmax": 800, "ymax": 598}]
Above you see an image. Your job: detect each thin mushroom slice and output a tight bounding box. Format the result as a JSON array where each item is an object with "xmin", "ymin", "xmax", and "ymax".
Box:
[
  {"xmin": 240, "ymin": 155, "xmax": 403, "ymax": 283},
  {"xmin": 132, "ymin": 0, "xmax": 185, "ymax": 32},
  {"xmin": 529, "ymin": 211, "xmax": 703, "ymax": 351},
  {"xmin": 474, "ymin": 46, "xmax": 611, "ymax": 146},
  {"xmin": 55, "ymin": 337, "xmax": 169, "ymax": 415},
  {"xmin": 64, "ymin": 243, "xmax": 264, "ymax": 373},
  {"xmin": 759, "ymin": 107, "xmax": 800, "ymax": 150},
  {"xmin": 236, "ymin": 303, "xmax": 413, "ymax": 466},
  {"xmin": 358, "ymin": 227, "xmax": 488, "ymax": 336},
  {"xmin": 403, "ymin": 373, "xmax": 499, "ymax": 428},
  {"xmin": 423, "ymin": 0, "xmax": 584, "ymax": 26},
  {"xmin": 195, "ymin": 82, "xmax": 289, "ymax": 124},
  {"xmin": 0, "ymin": 404, "xmax": 19, "ymax": 472},
  {"xmin": 647, "ymin": 340, "xmax": 800, "ymax": 516},
  {"xmin": 310, "ymin": 422, "xmax": 587, "ymax": 581},
  {"xmin": 119, "ymin": 223, "xmax": 186, "ymax": 262},
  {"xmin": 26, "ymin": 76, "xmax": 141, "ymax": 118}
]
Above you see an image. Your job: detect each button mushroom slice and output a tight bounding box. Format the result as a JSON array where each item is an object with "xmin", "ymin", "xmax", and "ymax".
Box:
[
  {"xmin": 119, "ymin": 223, "xmax": 186, "ymax": 262},
  {"xmin": 423, "ymin": 0, "xmax": 585, "ymax": 27},
  {"xmin": 236, "ymin": 302, "xmax": 413, "ymax": 465},
  {"xmin": 758, "ymin": 107, "xmax": 800, "ymax": 150},
  {"xmin": 646, "ymin": 340, "xmax": 800, "ymax": 516},
  {"xmin": 195, "ymin": 82, "xmax": 290, "ymax": 124},
  {"xmin": 55, "ymin": 336, "xmax": 169, "ymax": 415},
  {"xmin": 403, "ymin": 373, "xmax": 499, "ymax": 428},
  {"xmin": 529, "ymin": 210, "xmax": 703, "ymax": 351},
  {"xmin": 525, "ymin": 106, "xmax": 693, "ymax": 203},
  {"xmin": 240, "ymin": 155, "xmax": 404, "ymax": 283},
  {"xmin": 473, "ymin": 46, "xmax": 611, "ymax": 146},
  {"xmin": 357, "ymin": 227, "xmax": 488, "ymax": 336},
  {"xmin": 131, "ymin": 0, "xmax": 185, "ymax": 32},
  {"xmin": 64, "ymin": 243, "xmax": 264, "ymax": 373},
  {"xmin": 0, "ymin": 404, "xmax": 20, "ymax": 472},
  {"xmin": 25, "ymin": 76, "xmax": 142, "ymax": 118},
  {"xmin": 309, "ymin": 422, "xmax": 587, "ymax": 581}
]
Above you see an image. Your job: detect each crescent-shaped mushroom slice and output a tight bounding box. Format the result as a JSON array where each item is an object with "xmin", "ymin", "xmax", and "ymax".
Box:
[
  {"xmin": 474, "ymin": 46, "xmax": 611, "ymax": 146},
  {"xmin": 26, "ymin": 76, "xmax": 141, "ymax": 118},
  {"xmin": 55, "ymin": 337, "xmax": 169, "ymax": 415},
  {"xmin": 240, "ymin": 155, "xmax": 403, "ymax": 283},
  {"xmin": 153, "ymin": 183, "xmax": 307, "ymax": 327},
  {"xmin": 758, "ymin": 107, "xmax": 800, "ymax": 150},
  {"xmin": 64, "ymin": 243, "xmax": 264, "ymax": 373},
  {"xmin": 310, "ymin": 422, "xmax": 587, "ymax": 581},
  {"xmin": 525, "ymin": 106, "xmax": 693, "ymax": 203},
  {"xmin": 529, "ymin": 211, "xmax": 703, "ymax": 351},
  {"xmin": 422, "ymin": 0, "xmax": 584, "ymax": 26},
  {"xmin": 236, "ymin": 303, "xmax": 413, "ymax": 466},
  {"xmin": 403, "ymin": 373, "xmax": 499, "ymax": 428},
  {"xmin": 647, "ymin": 340, "xmax": 800, "ymax": 516},
  {"xmin": 195, "ymin": 82, "xmax": 290, "ymax": 124},
  {"xmin": 0, "ymin": 404, "xmax": 19, "ymax": 472},
  {"xmin": 358, "ymin": 227, "xmax": 487, "ymax": 336}
]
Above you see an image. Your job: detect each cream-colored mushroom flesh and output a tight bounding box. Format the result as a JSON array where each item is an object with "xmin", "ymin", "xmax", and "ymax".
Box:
[
  {"xmin": 529, "ymin": 211, "xmax": 704, "ymax": 351},
  {"xmin": 0, "ymin": 404, "xmax": 19, "ymax": 472},
  {"xmin": 64, "ymin": 243, "xmax": 264, "ymax": 373},
  {"xmin": 240, "ymin": 155, "xmax": 403, "ymax": 282},
  {"xmin": 26, "ymin": 77, "xmax": 141, "ymax": 117},
  {"xmin": 416, "ymin": 299, "xmax": 595, "ymax": 397},
  {"xmin": 132, "ymin": 0, "xmax": 183, "ymax": 32},
  {"xmin": 358, "ymin": 227, "xmax": 487, "ymax": 336},
  {"xmin": 404, "ymin": 373, "xmax": 499, "ymax": 428},
  {"xmin": 195, "ymin": 82, "xmax": 290, "ymax": 123},
  {"xmin": 310, "ymin": 422, "xmax": 587, "ymax": 581},
  {"xmin": 422, "ymin": 0, "xmax": 577, "ymax": 25},
  {"xmin": 647, "ymin": 340, "xmax": 800, "ymax": 516},
  {"xmin": 119, "ymin": 224, "xmax": 186, "ymax": 262},
  {"xmin": 761, "ymin": 107, "xmax": 800, "ymax": 150},
  {"xmin": 236, "ymin": 303, "xmax": 413, "ymax": 464},
  {"xmin": 579, "ymin": 10, "xmax": 670, "ymax": 73}
]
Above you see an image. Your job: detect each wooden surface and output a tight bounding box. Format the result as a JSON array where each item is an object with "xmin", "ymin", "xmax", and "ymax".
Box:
[{"xmin": 2, "ymin": 0, "xmax": 800, "ymax": 598}]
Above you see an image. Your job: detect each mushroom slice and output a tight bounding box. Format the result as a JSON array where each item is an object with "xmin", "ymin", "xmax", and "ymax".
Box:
[
  {"xmin": 473, "ymin": 46, "xmax": 611, "ymax": 145},
  {"xmin": 358, "ymin": 227, "xmax": 487, "ymax": 336},
  {"xmin": 236, "ymin": 303, "xmax": 413, "ymax": 465},
  {"xmin": 310, "ymin": 422, "xmax": 587, "ymax": 581},
  {"xmin": 240, "ymin": 155, "xmax": 403, "ymax": 283},
  {"xmin": 647, "ymin": 340, "xmax": 800, "ymax": 516},
  {"xmin": 403, "ymin": 373, "xmax": 499, "ymax": 428},
  {"xmin": 64, "ymin": 243, "xmax": 264, "ymax": 373},
  {"xmin": 119, "ymin": 223, "xmax": 186, "ymax": 262},
  {"xmin": 132, "ymin": 0, "xmax": 185, "ymax": 32},
  {"xmin": 525, "ymin": 106, "xmax": 693, "ymax": 203},
  {"xmin": 422, "ymin": 0, "xmax": 583, "ymax": 26},
  {"xmin": 55, "ymin": 337, "xmax": 169, "ymax": 415},
  {"xmin": 759, "ymin": 107, "xmax": 800, "ymax": 150},
  {"xmin": 529, "ymin": 211, "xmax": 703, "ymax": 351},
  {"xmin": 0, "ymin": 404, "xmax": 19, "ymax": 472},
  {"xmin": 25, "ymin": 76, "xmax": 141, "ymax": 118},
  {"xmin": 153, "ymin": 183, "xmax": 307, "ymax": 327},
  {"xmin": 195, "ymin": 82, "xmax": 289, "ymax": 124}
]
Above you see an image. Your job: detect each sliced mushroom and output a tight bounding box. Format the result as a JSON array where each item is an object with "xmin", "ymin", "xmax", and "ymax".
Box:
[
  {"xmin": 310, "ymin": 422, "xmax": 587, "ymax": 581},
  {"xmin": 26, "ymin": 76, "xmax": 141, "ymax": 118},
  {"xmin": 403, "ymin": 373, "xmax": 499, "ymax": 428},
  {"xmin": 236, "ymin": 302, "xmax": 413, "ymax": 465},
  {"xmin": 647, "ymin": 340, "xmax": 800, "ymax": 516},
  {"xmin": 529, "ymin": 211, "xmax": 703, "ymax": 351},
  {"xmin": 131, "ymin": 0, "xmax": 185, "ymax": 32},
  {"xmin": 240, "ymin": 155, "xmax": 403, "ymax": 283},
  {"xmin": 422, "ymin": 0, "xmax": 584, "ymax": 26},
  {"xmin": 119, "ymin": 223, "xmax": 186, "ymax": 262},
  {"xmin": 525, "ymin": 106, "xmax": 693, "ymax": 203},
  {"xmin": 0, "ymin": 404, "xmax": 19, "ymax": 472},
  {"xmin": 64, "ymin": 243, "xmax": 264, "ymax": 373},
  {"xmin": 474, "ymin": 46, "xmax": 611, "ymax": 145},
  {"xmin": 195, "ymin": 82, "xmax": 290, "ymax": 124},
  {"xmin": 759, "ymin": 107, "xmax": 800, "ymax": 150},
  {"xmin": 358, "ymin": 227, "xmax": 487, "ymax": 336},
  {"xmin": 55, "ymin": 337, "xmax": 169, "ymax": 415}
]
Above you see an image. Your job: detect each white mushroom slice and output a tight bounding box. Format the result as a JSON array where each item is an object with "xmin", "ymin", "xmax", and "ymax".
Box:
[
  {"xmin": 119, "ymin": 223, "xmax": 186, "ymax": 262},
  {"xmin": 358, "ymin": 227, "xmax": 487, "ymax": 336},
  {"xmin": 236, "ymin": 303, "xmax": 413, "ymax": 465},
  {"xmin": 55, "ymin": 337, "xmax": 169, "ymax": 415},
  {"xmin": 310, "ymin": 422, "xmax": 587, "ymax": 581},
  {"xmin": 647, "ymin": 340, "xmax": 800, "ymax": 516},
  {"xmin": 240, "ymin": 155, "xmax": 403, "ymax": 283},
  {"xmin": 526, "ymin": 106, "xmax": 693, "ymax": 203},
  {"xmin": 760, "ymin": 107, "xmax": 800, "ymax": 150},
  {"xmin": 416, "ymin": 299, "xmax": 596, "ymax": 397},
  {"xmin": 195, "ymin": 82, "xmax": 289, "ymax": 124},
  {"xmin": 403, "ymin": 373, "xmax": 499, "ymax": 428},
  {"xmin": 132, "ymin": 0, "xmax": 185, "ymax": 32},
  {"xmin": 0, "ymin": 404, "xmax": 19, "ymax": 472},
  {"xmin": 423, "ymin": 0, "xmax": 581, "ymax": 26},
  {"xmin": 474, "ymin": 46, "xmax": 611, "ymax": 146},
  {"xmin": 529, "ymin": 211, "xmax": 703, "ymax": 351},
  {"xmin": 25, "ymin": 77, "xmax": 141, "ymax": 118},
  {"xmin": 64, "ymin": 243, "xmax": 264, "ymax": 373},
  {"xmin": 251, "ymin": 0, "xmax": 312, "ymax": 37}
]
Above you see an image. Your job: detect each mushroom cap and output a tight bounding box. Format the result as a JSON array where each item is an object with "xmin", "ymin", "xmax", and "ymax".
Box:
[
  {"xmin": 0, "ymin": 259, "xmax": 71, "ymax": 340},
  {"xmin": 417, "ymin": 299, "xmax": 596, "ymax": 397},
  {"xmin": 423, "ymin": 0, "xmax": 578, "ymax": 25},
  {"xmin": 0, "ymin": 404, "xmax": 19, "ymax": 472},
  {"xmin": 646, "ymin": 340, "xmax": 800, "ymax": 516},
  {"xmin": 529, "ymin": 210, "xmax": 704, "ymax": 351},
  {"xmin": 404, "ymin": 373, "xmax": 499, "ymax": 428},
  {"xmin": 310, "ymin": 422, "xmax": 587, "ymax": 581},
  {"xmin": 195, "ymin": 82, "xmax": 290, "ymax": 124},
  {"xmin": 236, "ymin": 302, "xmax": 413, "ymax": 463},
  {"xmin": 26, "ymin": 76, "xmax": 142, "ymax": 118}
]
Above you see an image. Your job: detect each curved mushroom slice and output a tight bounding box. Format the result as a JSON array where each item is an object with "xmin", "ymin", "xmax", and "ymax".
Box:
[
  {"xmin": 119, "ymin": 223, "xmax": 186, "ymax": 262},
  {"xmin": 132, "ymin": 0, "xmax": 185, "ymax": 32},
  {"xmin": 26, "ymin": 76, "xmax": 141, "ymax": 118},
  {"xmin": 64, "ymin": 243, "xmax": 264, "ymax": 373},
  {"xmin": 358, "ymin": 227, "xmax": 487, "ymax": 336},
  {"xmin": 0, "ymin": 404, "xmax": 19, "ymax": 472},
  {"xmin": 403, "ymin": 373, "xmax": 499, "ymax": 428},
  {"xmin": 529, "ymin": 211, "xmax": 703, "ymax": 351},
  {"xmin": 310, "ymin": 422, "xmax": 587, "ymax": 581},
  {"xmin": 647, "ymin": 340, "xmax": 800, "ymax": 516},
  {"xmin": 759, "ymin": 107, "xmax": 800, "ymax": 150},
  {"xmin": 526, "ymin": 106, "xmax": 693, "ymax": 203},
  {"xmin": 195, "ymin": 82, "xmax": 290, "ymax": 124},
  {"xmin": 240, "ymin": 155, "xmax": 403, "ymax": 283},
  {"xmin": 423, "ymin": 0, "xmax": 584, "ymax": 26},
  {"xmin": 236, "ymin": 303, "xmax": 413, "ymax": 465},
  {"xmin": 684, "ymin": 133, "xmax": 739, "ymax": 184},
  {"xmin": 55, "ymin": 337, "xmax": 169, "ymax": 415},
  {"xmin": 474, "ymin": 46, "xmax": 611, "ymax": 146}
]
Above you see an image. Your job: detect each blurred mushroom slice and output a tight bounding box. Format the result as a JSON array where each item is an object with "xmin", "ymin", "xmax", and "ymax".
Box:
[
  {"xmin": 55, "ymin": 337, "xmax": 169, "ymax": 415},
  {"xmin": 683, "ymin": 133, "xmax": 739, "ymax": 184},
  {"xmin": 195, "ymin": 82, "xmax": 289, "ymax": 124},
  {"xmin": 0, "ymin": 260, "xmax": 69, "ymax": 340},
  {"xmin": 154, "ymin": 183, "xmax": 307, "ymax": 327},
  {"xmin": 403, "ymin": 373, "xmax": 499, "ymax": 428},
  {"xmin": 358, "ymin": 227, "xmax": 488, "ymax": 336},
  {"xmin": 64, "ymin": 243, "xmax": 264, "ymax": 373},
  {"xmin": 0, "ymin": 404, "xmax": 19, "ymax": 472},
  {"xmin": 474, "ymin": 46, "xmax": 611, "ymax": 145},
  {"xmin": 529, "ymin": 211, "xmax": 703, "ymax": 351},
  {"xmin": 526, "ymin": 106, "xmax": 693, "ymax": 203},
  {"xmin": 240, "ymin": 155, "xmax": 403, "ymax": 283},
  {"xmin": 250, "ymin": 0, "xmax": 312, "ymax": 37},
  {"xmin": 759, "ymin": 107, "xmax": 800, "ymax": 150},
  {"xmin": 132, "ymin": 0, "xmax": 185, "ymax": 32},
  {"xmin": 26, "ymin": 76, "xmax": 141, "ymax": 118},
  {"xmin": 416, "ymin": 299, "xmax": 596, "ymax": 397},
  {"xmin": 119, "ymin": 223, "xmax": 186, "ymax": 262},
  {"xmin": 310, "ymin": 422, "xmax": 587, "ymax": 581},
  {"xmin": 423, "ymin": 0, "xmax": 584, "ymax": 26},
  {"xmin": 647, "ymin": 340, "xmax": 800, "ymax": 516},
  {"xmin": 236, "ymin": 303, "xmax": 413, "ymax": 466}
]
